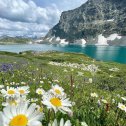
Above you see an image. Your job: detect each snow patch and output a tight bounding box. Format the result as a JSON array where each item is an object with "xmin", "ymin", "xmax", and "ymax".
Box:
[
  {"xmin": 60, "ymin": 39, "xmax": 69, "ymax": 45},
  {"xmin": 107, "ymin": 19, "xmax": 114, "ymax": 22},
  {"xmin": 49, "ymin": 36, "xmax": 55, "ymax": 42},
  {"xmin": 34, "ymin": 40, "xmax": 43, "ymax": 43},
  {"xmin": 107, "ymin": 34, "xmax": 122, "ymax": 41},
  {"xmin": 81, "ymin": 39, "xmax": 86, "ymax": 45},
  {"xmin": 56, "ymin": 37, "xmax": 60, "ymax": 41},
  {"xmin": 76, "ymin": 39, "xmax": 87, "ymax": 46},
  {"xmin": 96, "ymin": 33, "xmax": 122, "ymax": 45},
  {"xmin": 96, "ymin": 34, "xmax": 108, "ymax": 45}
]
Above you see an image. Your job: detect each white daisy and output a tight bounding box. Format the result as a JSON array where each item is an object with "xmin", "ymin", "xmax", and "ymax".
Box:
[
  {"xmin": 101, "ymin": 99, "xmax": 108, "ymax": 104},
  {"xmin": 36, "ymin": 88, "xmax": 45, "ymax": 95},
  {"xmin": 42, "ymin": 94, "xmax": 72, "ymax": 113},
  {"xmin": 81, "ymin": 122, "xmax": 88, "ymax": 126},
  {"xmin": 2, "ymin": 98, "xmax": 19, "ymax": 107},
  {"xmin": 21, "ymin": 82, "xmax": 26, "ymax": 85},
  {"xmin": 64, "ymin": 69, "xmax": 68, "ymax": 72},
  {"xmin": 121, "ymin": 97, "xmax": 126, "ymax": 101},
  {"xmin": 88, "ymin": 78, "xmax": 93, "ymax": 83},
  {"xmin": 0, "ymin": 102, "xmax": 43, "ymax": 126},
  {"xmin": 2, "ymin": 96, "xmax": 27, "ymax": 107},
  {"xmin": 109, "ymin": 68, "xmax": 119, "ymax": 72},
  {"xmin": 77, "ymin": 72, "xmax": 83, "ymax": 76},
  {"xmin": 53, "ymin": 80, "xmax": 60, "ymax": 83},
  {"xmin": 50, "ymin": 84, "xmax": 65, "ymax": 96},
  {"xmin": 1, "ymin": 86, "xmax": 18, "ymax": 98},
  {"xmin": 48, "ymin": 118, "xmax": 71, "ymax": 126},
  {"xmin": 30, "ymin": 98, "xmax": 38, "ymax": 103},
  {"xmin": 112, "ymin": 99, "xmax": 115, "ymax": 103},
  {"xmin": 40, "ymin": 81, "xmax": 44, "ymax": 84},
  {"xmin": 17, "ymin": 86, "xmax": 30, "ymax": 96},
  {"xmin": 118, "ymin": 103, "xmax": 126, "ymax": 111},
  {"xmin": 0, "ymin": 84, "xmax": 4, "ymax": 89},
  {"xmin": 90, "ymin": 93, "xmax": 98, "ymax": 98}
]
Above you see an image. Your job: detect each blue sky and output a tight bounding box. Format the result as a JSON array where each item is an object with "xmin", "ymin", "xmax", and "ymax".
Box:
[{"xmin": 0, "ymin": 0, "xmax": 87, "ymax": 38}]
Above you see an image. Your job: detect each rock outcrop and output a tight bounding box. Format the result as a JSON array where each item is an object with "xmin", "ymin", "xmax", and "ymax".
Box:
[{"xmin": 43, "ymin": 0, "xmax": 126, "ymax": 46}]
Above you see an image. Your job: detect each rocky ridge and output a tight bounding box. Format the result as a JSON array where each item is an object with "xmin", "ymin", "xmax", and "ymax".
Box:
[{"xmin": 43, "ymin": 0, "xmax": 126, "ymax": 46}]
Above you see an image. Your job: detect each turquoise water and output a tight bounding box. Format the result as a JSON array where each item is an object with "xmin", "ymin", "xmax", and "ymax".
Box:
[{"xmin": 0, "ymin": 44, "xmax": 126, "ymax": 64}]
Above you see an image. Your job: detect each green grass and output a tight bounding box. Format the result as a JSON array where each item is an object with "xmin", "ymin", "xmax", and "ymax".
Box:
[
  {"xmin": 0, "ymin": 51, "xmax": 126, "ymax": 126},
  {"xmin": 0, "ymin": 37, "xmax": 32, "ymax": 44}
]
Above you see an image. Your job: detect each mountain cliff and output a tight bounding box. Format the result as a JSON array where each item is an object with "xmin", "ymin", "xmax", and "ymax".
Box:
[{"xmin": 43, "ymin": 0, "xmax": 126, "ymax": 45}]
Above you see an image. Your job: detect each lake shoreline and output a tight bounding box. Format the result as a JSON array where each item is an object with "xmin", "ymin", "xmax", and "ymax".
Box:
[{"xmin": 0, "ymin": 44, "xmax": 126, "ymax": 64}]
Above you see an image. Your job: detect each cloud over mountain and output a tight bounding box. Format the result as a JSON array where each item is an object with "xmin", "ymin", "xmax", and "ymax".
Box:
[{"xmin": 0, "ymin": 0, "xmax": 87, "ymax": 38}]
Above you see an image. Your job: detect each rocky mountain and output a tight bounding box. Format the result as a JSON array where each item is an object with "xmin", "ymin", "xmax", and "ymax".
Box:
[{"xmin": 43, "ymin": 0, "xmax": 126, "ymax": 46}]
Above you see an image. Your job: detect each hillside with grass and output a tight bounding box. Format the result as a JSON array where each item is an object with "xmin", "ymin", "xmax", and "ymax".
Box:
[
  {"xmin": 0, "ymin": 37, "xmax": 32, "ymax": 44},
  {"xmin": 0, "ymin": 51, "xmax": 126, "ymax": 126}
]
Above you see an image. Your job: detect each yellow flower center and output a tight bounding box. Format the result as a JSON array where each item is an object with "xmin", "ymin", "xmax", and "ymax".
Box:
[
  {"xmin": 121, "ymin": 105, "xmax": 125, "ymax": 109},
  {"xmin": 39, "ymin": 107, "xmax": 43, "ymax": 112},
  {"xmin": 50, "ymin": 98, "xmax": 62, "ymax": 107},
  {"xmin": 38, "ymin": 90, "xmax": 42, "ymax": 94},
  {"xmin": 10, "ymin": 100, "xmax": 17, "ymax": 106},
  {"xmin": 8, "ymin": 90, "xmax": 15, "ymax": 95},
  {"xmin": 55, "ymin": 89, "xmax": 61, "ymax": 94},
  {"xmin": 19, "ymin": 90, "xmax": 25, "ymax": 94},
  {"xmin": 9, "ymin": 114, "xmax": 28, "ymax": 126}
]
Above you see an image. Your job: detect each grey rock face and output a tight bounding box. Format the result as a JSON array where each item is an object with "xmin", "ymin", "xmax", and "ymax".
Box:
[{"xmin": 44, "ymin": 0, "xmax": 126, "ymax": 45}]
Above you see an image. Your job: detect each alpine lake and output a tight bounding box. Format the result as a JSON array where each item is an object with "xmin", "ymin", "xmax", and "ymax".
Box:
[{"xmin": 0, "ymin": 44, "xmax": 126, "ymax": 64}]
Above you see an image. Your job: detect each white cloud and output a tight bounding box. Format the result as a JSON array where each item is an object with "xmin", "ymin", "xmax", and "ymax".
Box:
[
  {"xmin": 0, "ymin": 18, "xmax": 49, "ymax": 31},
  {"xmin": 57, "ymin": 0, "xmax": 88, "ymax": 11},
  {"xmin": 0, "ymin": 18, "xmax": 49, "ymax": 37},
  {"xmin": 0, "ymin": 0, "xmax": 61, "ymax": 37},
  {"xmin": 0, "ymin": 0, "xmax": 60, "ymax": 25},
  {"xmin": 0, "ymin": 0, "xmax": 87, "ymax": 37}
]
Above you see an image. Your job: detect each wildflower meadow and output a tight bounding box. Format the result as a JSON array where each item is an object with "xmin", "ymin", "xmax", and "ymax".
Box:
[{"xmin": 0, "ymin": 51, "xmax": 126, "ymax": 126}]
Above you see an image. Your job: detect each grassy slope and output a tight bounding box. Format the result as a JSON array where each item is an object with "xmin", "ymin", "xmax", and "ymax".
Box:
[
  {"xmin": 0, "ymin": 51, "xmax": 126, "ymax": 125},
  {"xmin": 0, "ymin": 37, "xmax": 31, "ymax": 44},
  {"xmin": 0, "ymin": 51, "xmax": 126, "ymax": 101}
]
